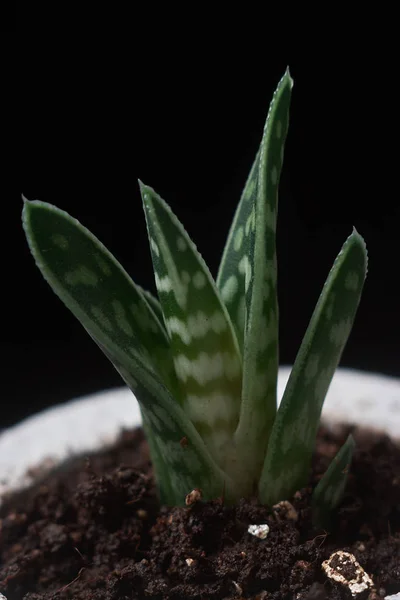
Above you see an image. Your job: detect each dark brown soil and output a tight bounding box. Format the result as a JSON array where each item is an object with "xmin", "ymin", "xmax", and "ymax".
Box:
[{"xmin": 0, "ymin": 425, "xmax": 399, "ymax": 599}]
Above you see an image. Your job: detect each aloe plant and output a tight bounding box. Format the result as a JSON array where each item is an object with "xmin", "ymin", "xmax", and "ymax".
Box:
[{"xmin": 22, "ymin": 70, "xmax": 367, "ymax": 518}]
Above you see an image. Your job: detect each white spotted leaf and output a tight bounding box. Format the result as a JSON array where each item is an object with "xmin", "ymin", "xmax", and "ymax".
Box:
[
  {"xmin": 259, "ymin": 230, "xmax": 367, "ymax": 505},
  {"xmin": 232, "ymin": 70, "xmax": 293, "ymax": 486},
  {"xmin": 216, "ymin": 150, "xmax": 260, "ymax": 350},
  {"xmin": 23, "ymin": 199, "xmax": 233, "ymax": 505},
  {"xmin": 140, "ymin": 182, "xmax": 246, "ymax": 485},
  {"xmin": 312, "ymin": 434, "xmax": 355, "ymax": 528}
]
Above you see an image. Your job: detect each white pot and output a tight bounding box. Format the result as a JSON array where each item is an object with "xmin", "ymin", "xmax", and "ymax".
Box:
[
  {"xmin": 1, "ymin": 366, "xmax": 399, "ymax": 502},
  {"xmin": 1, "ymin": 367, "xmax": 399, "ymax": 600}
]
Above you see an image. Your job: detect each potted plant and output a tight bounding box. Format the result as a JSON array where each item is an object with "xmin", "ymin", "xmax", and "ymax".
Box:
[{"xmin": 1, "ymin": 70, "xmax": 399, "ymax": 599}]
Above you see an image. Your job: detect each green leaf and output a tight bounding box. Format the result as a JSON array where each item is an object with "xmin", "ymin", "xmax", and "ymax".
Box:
[
  {"xmin": 259, "ymin": 230, "xmax": 367, "ymax": 506},
  {"xmin": 312, "ymin": 434, "xmax": 355, "ymax": 528},
  {"xmin": 231, "ymin": 70, "xmax": 293, "ymax": 485},
  {"xmin": 23, "ymin": 199, "xmax": 233, "ymax": 504},
  {"xmin": 140, "ymin": 182, "xmax": 246, "ymax": 486},
  {"xmin": 216, "ymin": 149, "xmax": 260, "ymax": 350},
  {"xmin": 137, "ymin": 285, "xmax": 166, "ymax": 331},
  {"xmin": 23, "ymin": 200, "xmax": 176, "ymax": 393},
  {"xmin": 140, "ymin": 410, "xmax": 175, "ymax": 504}
]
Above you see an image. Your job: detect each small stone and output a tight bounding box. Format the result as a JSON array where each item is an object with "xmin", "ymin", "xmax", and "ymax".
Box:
[
  {"xmin": 136, "ymin": 509, "xmax": 148, "ymax": 519},
  {"xmin": 185, "ymin": 488, "xmax": 202, "ymax": 506},
  {"xmin": 247, "ymin": 523, "xmax": 270, "ymax": 539},
  {"xmin": 322, "ymin": 550, "xmax": 374, "ymax": 596},
  {"xmin": 272, "ymin": 500, "xmax": 298, "ymax": 521},
  {"xmin": 185, "ymin": 557, "xmax": 195, "ymax": 566},
  {"xmin": 356, "ymin": 541, "xmax": 366, "ymax": 552},
  {"xmin": 384, "ymin": 594, "xmax": 400, "ymax": 600}
]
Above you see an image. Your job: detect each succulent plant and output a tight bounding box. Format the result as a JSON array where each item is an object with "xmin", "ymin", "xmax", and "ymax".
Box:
[{"xmin": 22, "ymin": 70, "xmax": 367, "ymax": 519}]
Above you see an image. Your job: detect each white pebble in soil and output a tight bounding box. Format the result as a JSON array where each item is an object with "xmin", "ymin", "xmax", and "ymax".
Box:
[
  {"xmin": 322, "ymin": 550, "xmax": 374, "ymax": 596},
  {"xmin": 247, "ymin": 523, "xmax": 270, "ymax": 539}
]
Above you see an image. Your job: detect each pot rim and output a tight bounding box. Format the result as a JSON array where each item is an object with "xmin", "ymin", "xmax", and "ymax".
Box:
[{"xmin": 1, "ymin": 366, "xmax": 399, "ymax": 503}]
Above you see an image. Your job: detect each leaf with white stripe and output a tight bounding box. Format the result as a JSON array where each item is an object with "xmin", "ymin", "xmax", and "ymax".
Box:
[
  {"xmin": 140, "ymin": 182, "xmax": 245, "ymax": 486},
  {"xmin": 259, "ymin": 230, "xmax": 367, "ymax": 506},
  {"xmin": 216, "ymin": 149, "xmax": 260, "ymax": 349},
  {"xmin": 233, "ymin": 70, "xmax": 293, "ymax": 487},
  {"xmin": 23, "ymin": 199, "xmax": 233, "ymax": 504},
  {"xmin": 23, "ymin": 200, "xmax": 176, "ymax": 390}
]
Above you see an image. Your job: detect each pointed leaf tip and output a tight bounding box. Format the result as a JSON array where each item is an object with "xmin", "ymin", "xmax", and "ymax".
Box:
[
  {"xmin": 21, "ymin": 196, "xmax": 35, "ymax": 228},
  {"xmin": 350, "ymin": 227, "xmax": 367, "ymax": 250},
  {"xmin": 284, "ymin": 66, "xmax": 294, "ymax": 87},
  {"xmin": 139, "ymin": 181, "xmax": 157, "ymax": 206},
  {"xmin": 349, "ymin": 228, "xmax": 368, "ymax": 273}
]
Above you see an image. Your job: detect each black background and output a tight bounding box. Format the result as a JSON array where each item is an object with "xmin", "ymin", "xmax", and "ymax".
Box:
[
  {"xmin": 1, "ymin": 2, "xmax": 15, "ymax": 31},
  {"xmin": 4, "ymin": 43, "xmax": 399, "ymax": 428}
]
